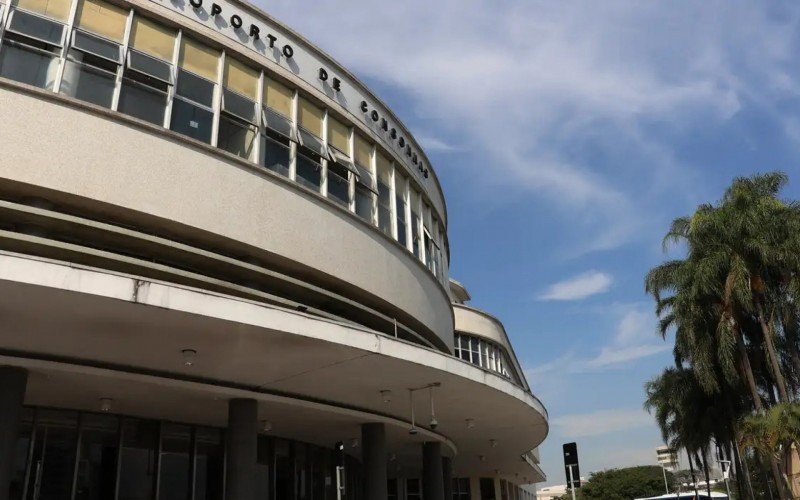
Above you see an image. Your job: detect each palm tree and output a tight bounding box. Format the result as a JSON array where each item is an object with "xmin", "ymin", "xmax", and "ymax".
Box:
[
  {"xmin": 644, "ymin": 172, "xmax": 800, "ymax": 499},
  {"xmin": 739, "ymin": 402, "xmax": 800, "ymax": 498},
  {"xmin": 645, "ymin": 368, "xmax": 721, "ymax": 499}
]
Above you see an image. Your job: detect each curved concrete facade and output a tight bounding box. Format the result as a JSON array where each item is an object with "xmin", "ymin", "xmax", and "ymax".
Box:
[{"xmin": 0, "ymin": 84, "xmax": 453, "ymax": 350}]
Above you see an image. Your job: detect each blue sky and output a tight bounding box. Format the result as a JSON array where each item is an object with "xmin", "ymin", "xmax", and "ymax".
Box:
[{"xmin": 255, "ymin": 0, "xmax": 800, "ymax": 487}]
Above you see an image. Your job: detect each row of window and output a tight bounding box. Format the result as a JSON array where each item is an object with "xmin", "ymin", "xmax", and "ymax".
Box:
[
  {"xmin": 10, "ymin": 407, "xmax": 534, "ymax": 500},
  {"xmin": 10, "ymin": 407, "xmax": 365, "ymax": 500},
  {"xmin": 454, "ymin": 333, "xmax": 514, "ymax": 381},
  {"xmin": 0, "ymin": 0, "xmax": 449, "ymax": 283}
]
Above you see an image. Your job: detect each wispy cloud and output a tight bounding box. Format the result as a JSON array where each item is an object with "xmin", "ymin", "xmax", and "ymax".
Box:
[
  {"xmin": 416, "ymin": 134, "xmax": 459, "ymax": 153},
  {"xmin": 553, "ymin": 408, "xmax": 653, "ymax": 438},
  {"xmin": 538, "ymin": 271, "xmax": 613, "ymax": 301},
  {"xmin": 526, "ymin": 305, "xmax": 668, "ymax": 378}
]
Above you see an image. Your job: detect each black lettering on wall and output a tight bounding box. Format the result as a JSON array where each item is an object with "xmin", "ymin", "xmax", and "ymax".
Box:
[
  {"xmin": 360, "ymin": 101, "xmax": 369, "ymax": 113},
  {"xmin": 371, "ymin": 110, "xmax": 379, "ymax": 122},
  {"xmin": 266, "ymin": 34, "xmax": 277, "ymax": 47},
  {"xmin": 332, "ymin": 78, "xmax": 341, "ymax": 92},
  {"xmin": 230, "ymin": 14, "xmax": 242, "ymax": 28},
  {"xmin": 282, "ymin": 45, "xmax": 294, "ymax": 58},
  {"xmin": 318, "ymin": 68, "xmax": 328, "ymax": 81},
  {"xmin": 189, "ymin": 0, "xmax": 202, "ymax": 8},
  {"xmin": 210, "ymin": 3, "xmax": 222, "ymax": 16}
]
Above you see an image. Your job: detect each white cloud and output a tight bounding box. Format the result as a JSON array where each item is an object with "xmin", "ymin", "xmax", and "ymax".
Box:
[
  {"xmin": 416, "ymin": 134, "xmax": 459, "ymax": 152},
  {"xmin": 526, "ymin": 305, "xmax": 668, "ymax": 378},
  {"xmin": 538, "ymin": 271, "xmax": 612, "ymax": 301},
  {"xmin": 553, "ymin": 408, "xmax": 653, "ymax": 437},
  {"xmin": 587, "ymin": 344, "xmax": 672, "ymax": 369},
  {"xmin": 255, "ymin": 0, "xmax": 798, "ymax": 253}
]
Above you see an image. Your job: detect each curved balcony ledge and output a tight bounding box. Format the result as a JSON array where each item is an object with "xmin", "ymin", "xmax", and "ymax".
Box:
[{"xmin": 0, "ymin": 251, "xmax": 549, "ymax": 478}]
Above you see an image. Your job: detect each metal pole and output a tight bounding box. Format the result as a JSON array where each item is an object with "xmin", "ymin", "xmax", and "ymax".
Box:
[
  {"xmin": 568, "ymin": 464, "xmax": 577, "ymax": 500},
  {"xmin": 662, "ymin": 466, "xmax": 669, "ymax": 494}
]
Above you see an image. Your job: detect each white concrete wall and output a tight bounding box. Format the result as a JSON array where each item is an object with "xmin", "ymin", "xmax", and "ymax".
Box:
[{"xmin": 0, "ymin": 85, "xmax": 454, "ymax": 349}]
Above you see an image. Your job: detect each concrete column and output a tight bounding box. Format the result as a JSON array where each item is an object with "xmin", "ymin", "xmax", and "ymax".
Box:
[
  {"xmin": 422, "ymin": 442, "xmax": 445, "ymax": 500},
  {"xmin": 361, "ymin": 423, "xmax": 388, "ymax": 500},
  {"xmin": 225, "ymin": 398, "xmax": 258, "ymax": 500},
  {"xmin": 442, "ymin": 457, "xmax": 453, "ymax": 500},
  {"xmin": 0, "ymin": 367, "xmax": 27, "ymax": 500}
]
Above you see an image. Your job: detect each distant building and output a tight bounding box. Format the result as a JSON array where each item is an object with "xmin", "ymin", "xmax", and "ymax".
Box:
[{"xmin": 658, "ymin": 445, "xmax": 681, "ymax": 471}]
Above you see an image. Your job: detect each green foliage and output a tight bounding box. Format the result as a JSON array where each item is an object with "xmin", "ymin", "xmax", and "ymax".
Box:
[
  {"xmin": 644, "ymin": 171, "xmax": 800, "ymax": 499},
  {"xmin": 555, "ymin": 466, "xmax": 673, "ymax": 500},
  {"xmin": 739, "ymin": 402, "xmax": 800, "ymax": 459}
]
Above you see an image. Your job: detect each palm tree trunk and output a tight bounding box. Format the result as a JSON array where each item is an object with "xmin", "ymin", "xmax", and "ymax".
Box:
[
  {"xmin": 770, "ymin": 454, "xmax": 791, "ymax": 500},
  {"xmin": 755, "ymin": 297, "xmax": 789, "ymax": 402},
  {"xmin": 736, "ymin": 322, "xmax": 765, "ymax": 411},
  {"xmin": 688, "ymin": 452, "xmax": 700, "ymax": 498},
  {"xmin": 732, "ymin": 438, "xmax": 754, "ymax": 500},
  {"xmin": 701, "ymin": 450, "xmax": 713, "ymax": 498}
]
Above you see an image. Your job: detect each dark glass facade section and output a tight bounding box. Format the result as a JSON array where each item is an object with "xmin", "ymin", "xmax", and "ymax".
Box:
[{"xmin": 8, "ymin": 407, "xmax": 364, "ymax": 500}]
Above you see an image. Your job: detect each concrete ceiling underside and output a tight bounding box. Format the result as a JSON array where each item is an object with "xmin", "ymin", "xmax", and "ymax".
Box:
[{"xmin": 0, "ymin": 252, "xmax": 548, "ymax": 483}]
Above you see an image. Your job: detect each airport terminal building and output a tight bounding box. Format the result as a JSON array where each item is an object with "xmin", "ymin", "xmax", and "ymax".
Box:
[{"xmin": 0, "ymin": 0, "xmax": 548, "ymax": 497}]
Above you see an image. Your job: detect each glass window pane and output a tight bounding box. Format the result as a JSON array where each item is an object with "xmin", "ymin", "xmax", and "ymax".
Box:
[
  {"xmin": 128, "ymin": 49, "xmax": 171, "ymax": 82},
  {"xmin": 175, "ymin": 68, "xmax": 214, "ymax": 106},
  {"xmin": 296, "ymin": 152, "xmax": 321, "ymax": 192},
  {"xmin": 261, "ymin": 134, "xmax": 290, "ymax": 177},
  {"xmin": 0, "ymin": 41, "xmax": 59, "ymax": 89},
  {"xmin": 354, "ymin": 134, "xmax": 371, "ymax": 169},
  {"xmin": 378, "ymin": 205, "xmax": 392, "ymax": 235},
  {"xmin": 158, "ymin": 423, "xmax": 191, "ymax": 500},
  {"xmin": 129, "ymin": 15, "xmax": 175, "ymax": 61},
  {"xmin": 223, "ymin": 56, "xmax": 257, "ymax": 100},
  {"xmin": 8, "ymin": 9, "xmax": 65, "ymax": 45},
  {"xmin": 9, "ymin": 409, "xmax": 34, "ymax": 500},
  {"xmin": 264, "ymin": 76, "xmax": 292, "ymax": 117},
  {"xmin": 75, "ymin": 0, "xmax": 128, "ymax": 42},
  {"xmin": 73, "ymin": 29, "xmax": 121, "ymax": 62},
  {"xmin": 264, "ymin": 106, "xmax": 293, "ymax": 138},
  {"xmin": 119, "ymin": 419, "xmax": 157, "ymax": 500},
  {"xmin": 170, "ymin": 98, "xmax": 214, "ymax": 143},
  {"xmin": 194, "ymin": 428, "xmax": 224, "ymax": 500},
  {"xmin": 75, "ymin": 414, "xmax": 119, "ymax": 500},
  {"xmin": 222, "ymin": 88, "xmax": 256, "ymax": 123},
  {"xmin": 218, "ymin": 117, "xmax": 256, "ymax": 159},
  {"xmin": 118, "ymin": 80, "xmax": 166, "ymax": 124},
  {"xmin": 355, "ymin": 185, "xmax": 373, "ymax": 221},
  {"xmin": 274, "ymin": 439, "xmax": 293, "ymax": 500},
  {"xmin": 397, "ymin": 219, "xmax": 407, "ymax": 247},
  {"xmin": 14, "ymin": 0, "xmax": 71, "ymax": 21},
  {"xmin": 256, "ymin": 436, "xmax": 271, "ymax": 500},
  {"xmin": 34, "ymin": 410, "xmax": 80, "ymax": 500},
  {"xmin": 298, "ymin": 97, "xmax": 322, "ymax": 138},
  {"xmin": 299, "ymin": 128, "xmax": 325, "ymax": 156},
  {"xmin": 178, "ymin": 37, "xmax": 218, "ymax": 81},
  {"xmin": 328, "ymin": 116, "xmax": 349, "ymax": 154},
  {"xmin": 59, "ymin": 59, "xmax": 116, "ymax": 107},
  {"xmin": 327, "ymin": 162, "xmax": 350, "ymax": 206}
]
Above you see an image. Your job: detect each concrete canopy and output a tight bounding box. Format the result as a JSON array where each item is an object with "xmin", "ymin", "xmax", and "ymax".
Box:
[{"xmin": 0, "ymin": 252, "xmax": 547, "ymax": 482}]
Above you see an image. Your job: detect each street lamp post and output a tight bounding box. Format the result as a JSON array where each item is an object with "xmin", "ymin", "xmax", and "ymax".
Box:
[{"xmin": 567, "ymin": 464, "xmax": 577, "ymax": 500}]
